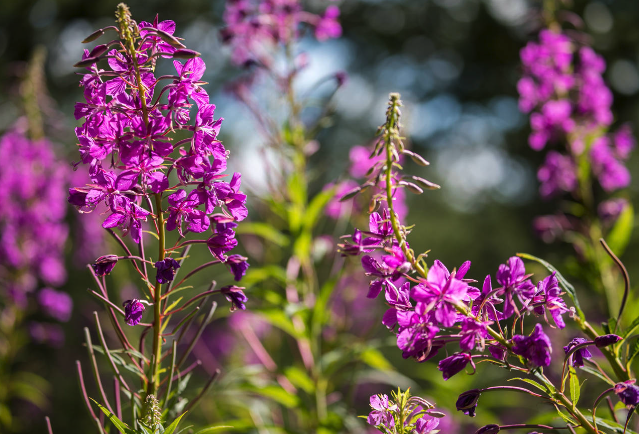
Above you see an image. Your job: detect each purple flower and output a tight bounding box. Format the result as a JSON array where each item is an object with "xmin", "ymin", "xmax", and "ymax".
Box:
[
  {"xmin": 613, "ymin": 124, "xmax": 635, "ymax": 159},
  {"xmin": 338, "ymin": 228, "xmax": 380, "ymax": 256},
  {"xmin": 92, "ymin": 255, "xmax": 119, "ymax": 276},
  {"xmin": 599, "ymin": 198, "xmax": 629, "ymax": 226},
  {"xmin": 511, "ymin": 323, "xmax": 552, "ymax": 367},
  {"xmin": 395, "ymin": 311, "xmax": 439, "ymax": 360},
  {"xmin": 563, "ymin": 337, "xmax": 592, "ymax": 368},
  {"xmin": 456, "ymin": 389, "xmax": 481, "ymax": 417},
  {"xmin": 324, "ymin": 180, "xmax": 359, "ymax": 220},
  {"xmin": 537, "ymin": 151, "xmax": 577, "ymax": 199},
  {"xmin": 367, "ymin": 394, "xmax": 395, "ymax": 428},
  {"xmin": 155, "ymin": 258, "xmax": 181, "ymax": 284},
  {"xmin": 476, "ymin": 424, "xmax": 501, "ymax": 434},
  {"xmin": 412, "ymin": 260, "xmax": 469, "ymax": 327},
  {"xmin": 615, "ymin": 381, "xmax": 639, "ymax": 407},
  {"xmin": 226, "ymin": 254, "xmax": 250, "ymax": 281},
  {"xmin": 221, "ymin": 285, "xmax": 248, "ymax": 312},
  {"xmin": 207, "ymin": 221, "xmax": 239, "ymax": 261},
  {"xmin": 38, "ymin": 288, "xmax": 73, "ymax": 322},
  {"xmin": 438, "ymin": 352, "xmax": 473, "ymax": 380},
  {"xmin": 315, "ymin": 5, "xmax": 342, "ymax": 41},
  {"xmin": 459, "ymin": 318, "xmax": 488, "ymax": 351},
  {"xmin": 495, "ymin": 256, "xmax": 534, "ymax": 319},
  {"xmin": 531, "ymin": 272, "xmax": 569, "ymax": 329},
  {"xmin": 414, "ymin": 415, "xmax": 440, "ymax": 433},
  {"xmin": 590, "ymin": 137, "xmax": 631, "ymax": 192},
  {"xmin": 123, "ymin": 299, "xmax": 146, "ymax": 326}
]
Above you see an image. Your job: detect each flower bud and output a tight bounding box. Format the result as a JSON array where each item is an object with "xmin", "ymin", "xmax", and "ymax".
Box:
[
  {"xmin": 74, "ymin": 56, "xmax": 100, "ymax": 68},
  {"xmin": 339, "ymin": 186, "xmax": 361, "ymax": 202},
  {"xmin": 412, "ymin": 176, "xmax": 441, "ymax": 190},
  {"xmin": 89, "ymin": 44, "xmax": 109, "ymax": 58},
  {"xmin": 91, "ymin": 255, "xmax": 119, "ymax": 276},
  {"xmin": 156, "ymin": 29, "xmax": 186, "ymax": 48},
  {"xmin": 456, "ymin": 389, "xmax": 481, "ymax": 417},
  {"xmin": 369, "ymin": 198, "xmax": 380, "ymax": 213},
  {"xmin": 123, "ymin": 299, "xmax": 146, "ymax": 326},
  {"xmin": 403, "ymin": 149, "xmax": 429, "ymax": 166},
  {"xmin": 426, "ymin": 411, "xmax": 446, "ymax": 418},
  {"xmin": 172, "ymin": 49, "xmax": 201, "ymax": 59},
  {"xmin": 82, "ymin": 29, "xmax": 104, "ymax": 43},
  {"xmin": 595, "ymin": 334, "xmax": 622, "ymax": 348},
  {"xmin": 401, "ymin": 181, "xmax": 423, "ymax": 194},
  {"xmin": 475, "ymin": 425, "xmax": 500, "ymax": 434}
]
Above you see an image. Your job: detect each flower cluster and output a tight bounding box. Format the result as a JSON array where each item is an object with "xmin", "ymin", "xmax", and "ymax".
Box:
[
  {"xmin": 221, "ymin": 0, "xmax": 342, "ymax": 67},
  {"xmin": 367, "ymin": 388, "xmax": 443, "ymax": 434},
  {"xmin": 517, "ymin": 28, "xmax": 635, "ymax": 234},
  {"xmin": 0, "ymin": 127, "xmax": 73, "ymax": 338},
  {"xmin": 68, "ymin": 7, "xmax": 250, "ymax": 290}
]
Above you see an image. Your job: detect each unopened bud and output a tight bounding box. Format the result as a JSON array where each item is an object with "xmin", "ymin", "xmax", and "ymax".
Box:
[
  {"xmin": 403, "ymin": 149, "xmax": 429, "ymax": 166},
  {"xmin": 82, "ymin": 29, "xmax": 105, "ymax": 43},
  {"xmin": 74, "ymin": 56, "xmax": 100, "ymax": 68},
  {"xmin": 156, "ymin": 29, "xmax": 186, "ymax": 48},
  {"xmin": 172, "ymin": 49, "xmax": 201, "ymax": 59},
  {"xmin": 426, "ymin": 411, "xmax": 446, "ymax": 418},
  {"xmin": 401, "ymin": 181, "xmax": 423, "ymax": 194},
  {"xmin": 475, "ymin": 425, "xmax": 500, "ymax": 434},
  {"xmin": 369, "ymin": 198, "xmax": 380, "ymax": 213},
  {"xmin": 339, "ymin": 186, "xmax": 361, "ymax": 202},
  {"xmin": 89, "ymin": 44, "xmax": 109, "ymax": 58},
  {"xmin": 595, "ymin": 334, "xmax": 622, "ymax": 348},
  {"xmin": 412, "ymin": 176, "xmax": 440, "ymax": 190}
]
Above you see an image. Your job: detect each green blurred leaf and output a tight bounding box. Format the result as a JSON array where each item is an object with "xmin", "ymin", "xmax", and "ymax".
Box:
[
  {"xmin": 243, "ymin": 385, "xmax": 301, "ymax": 408},
  {"xmin": 303, "ymin": 187, "xmax": 337, "ymax": 232},
  {"xmin": 193, "ymin": 427, "xmax": 234, "ymax": 434},
  {"xmin": 164, "ymin": 412, "xmax": 187, "ymax": 434},
  {"xmin": 579, "ymin": 366, "xmax": 615, "ymax": 386},
  {"xmin": 359, "ymin": 348, "xmax": 394, "ymax": 371},
  {"xmin": 293, "ymin": 231, "xmax": 312, "ymax": 260},
  {"xmin": 623, "ymin": 315, "xmax": 639, "ymax": 338},
  {"xmin": 605, "ymin": 202, "xmax": 634, "ymax": 257},
  {"xmin": 91, "ymin": 398, "xmax": 137, "ymax": 434},
  {"xmin": 517, "ymin": 253, "xmax": 584, "ymax": 319},
  {"xmin": 242, "ymin": 266, "xmax": 288, "ymax": 288},
  {"xmin": 590, "ymin": 415, "xmax": 638, "ymax": 433},
  {"xmin": 627, "ymin": 337, "xmax": 639, "ymax": 364},
  {"xmin": 569, "ymin": 367, "xmax": 580, "ymax": 407},
  {"xmin": 257, "ymin": 308, "xmax": 302, "ymax": 338},
  {"xmin": 311, "ymin": 276, "xmax": 339, "ymax": 339},
  {"xmin": 283, "ymin": 366, "xmax": 315, "ymax": 394},
  {"xmin": 237, "ymin": 222, "xmax": 290, "ymax": 247}
]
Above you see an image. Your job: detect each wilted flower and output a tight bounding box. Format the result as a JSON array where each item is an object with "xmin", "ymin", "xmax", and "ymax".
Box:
[
  {"xmin": 155, "ymin": 258, "xmax": 181, "ymax": 284},
  {"xmin": 563, "ymin": 337, "xmax": 592, "ymax": 368},
  {"xmin": 123, "ymin": 299, "xmax": 146, "ymax": 326}
]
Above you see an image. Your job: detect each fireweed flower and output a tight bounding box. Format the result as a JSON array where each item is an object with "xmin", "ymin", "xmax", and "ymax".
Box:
[
  {"xmin": 511, "ymin": 323, "xmax": 552, "ymax": 367},
  {"xmin": 438, "ymin": 352, "xmax": 473, "ymax": 380},
  {"xmin": 367, "ymin": 394, "xmax": 395, "ymax": 427},
  {"xmin": 38, "ymin": 287, "xmax": 73, "ymax": 322},
  {"xmin": 155, "ymin": 258, "xmax": 181, "ymax": 284},
  {"xmin": 411, "ymin": 260, "xmax": 469, "ymax": 327},
  {"xmin": 366, "ymin": 389, "xmax": 442, "ymax": 433},
  {"xmin": 221, "ymin": 285, "xmax": 248, "ymax": 312},
  {"xmin": 123, "ymin": 299, "xmax": 146, "ymax": 326},
  {"xmin": 92, "ymin": 255, "xmax": 119, "ymax": 276},
  {"xmin": 563, "ymin": 337, "xmax": 592, "ymax": 368},
  {"xmin": 615, "ymin": 381, "xmax": 639, "ymax": 407},
  {"xmin": 495, "ymin": 256, "xmax": 534, "ymax": 319},
  {"xmin": 456, "ymin": 389, "xmax": 481, "ymax": 417},
  {"xmin": 530, "ymin": 272, "xmax": 569, "ymax": 329},
  {"xmin": 226, "ymin": 254, "xmax": 250, "ymax": 281}
]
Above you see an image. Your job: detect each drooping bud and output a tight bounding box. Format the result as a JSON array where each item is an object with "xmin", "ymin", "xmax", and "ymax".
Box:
[
  {"xmin": 411, "ymin": 176, "xmax": 440, "ymax": 190},
  {"xmin": 475, "ymin": 424, "xmax": 500, "ymax": 434},
  {"xmin": 89, "ymin": 44, "xmax": 109, "ymax": 58},
  {"xmin": 456, "ymin": 389, "xmax": 481, "ymax": 417},
  {"xmin": 123, "ymin": 299, "xmax": 146, "ymax": 326},
  {"xmin": 92, "ymin": 255, "xmax": 119, "ymax": 276},
  {"xmin": 595, "ymin": 334, "xmax": 622, "ymax": 348},
  {"xmin": 172, "ymin": 48, "xmax": 201, "ymax": 59},
  {"xmin": 403, "ymin": 149, "xmax": 430, "ymax": 166},
  {"xmin": 156, "ymin": 29, "xmax": 186, "ymax": 48},
  {"xmin": 74, "ymin": 57, "xmax": 100, "ymax": 68},
  {"xmin": 400, "ymin": 181, "xmax": 423, "ymax": 194},
  {"xmin": 339, "ymin": 186, "xmax": 361, "ymax": 202},
  {"xmin": 82, "ymin": 29, "xmax": 105, "ymax": 43}
]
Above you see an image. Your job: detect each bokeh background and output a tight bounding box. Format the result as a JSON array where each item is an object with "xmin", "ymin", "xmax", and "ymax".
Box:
[{"xmin": 1, "ymin": 0, "xmax": 639, "ymax": 432}]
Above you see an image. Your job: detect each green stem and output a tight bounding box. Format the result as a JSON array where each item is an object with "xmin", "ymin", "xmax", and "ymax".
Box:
[
  {"xmin": 555, "ymin": 393, "xmax": 598, "ymax": 434},
  {"xmin": 150, "ymin": 193, "xmax": 165, "ymax": 395}
]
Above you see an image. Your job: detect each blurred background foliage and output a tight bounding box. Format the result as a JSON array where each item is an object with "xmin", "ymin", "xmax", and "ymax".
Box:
[{"xmin": 2, "ymin": 0, "xmax": 639, "ymax": 432}]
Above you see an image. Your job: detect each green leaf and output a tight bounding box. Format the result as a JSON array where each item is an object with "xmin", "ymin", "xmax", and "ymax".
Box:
[
  {"xmin": 627, "ymin": 337, "xmax": 639, "ymax": 364},
  {"xmin": 242, "ymin": 266, "xmax": 288, "ymax": 288},
  {"xmin": 554, "ymin": 406, "xmax": 578, "ymax": 426},
  {"xmin": 589, "ymin": 415, "xmax": 639, "ymax": 434},
  {"xmin": 517, "ymin": 253, "xmax": 584, "ymax": 319},
  {"xmin": 569, "ymin": 367, "xmax": 580, "ymax": 407},
  {"xmin": 193, "ymin": 427, "xmax": 234, "ymax": 434},
  {"xmin": 605, "ymin": 202, "xmax": 634, "ymax": 257},
  {"xmin": 283, "ymin": 366, "xmax": 315, "ymax": 394},
  {"xmin": 311, "ymin": 276, "xmax": 339, "ymax": 338},
  {"xmin": 244, "ymin": 385, "xmax": 301, "ymax": 408},
  {"xmin": 623, "ymin": 316, "xmax": 639, "ymax": 338},
  {"xmin": 236, "ymin": 222, "xmax": 290, "ymax": 247},
  {"xmin": 507, "ymin": 377, "xmax": 548, "ymax": 393},
  {"xmin": 293, "ymin": 231, "xmax": 312, "ymax": 260},
  {"xmin": 303, "ymin": 187, "xmax": 337, "ymax": 232},
  {"xmin": 164, "ymin": 297, "xmax": 184, "ymax": 315},
  {"xmin": 90, "ymin": 398, "xmax": 137, "ymax": 434},
  {"xmin": 359, "ymin": 348, "xmax": 394, "ymax": 371},
  {"xmin": 163, "ymin": 412, "xmax": 187, "ymax": 434},
  {"xmin": 579, "ymin": 366, "xmax": 615, "ymax": 386},
  {"xmin": 257, "ymin": 309, "xmax": 301, "ymax": 338}
]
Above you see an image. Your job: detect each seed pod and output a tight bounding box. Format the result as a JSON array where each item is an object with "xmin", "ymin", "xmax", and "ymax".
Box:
[
  {"xmin": 426, "ymin": 411, "xmax": 446, "ymax": 418},
  {"xmin": 401, "ymin": 181, "xmax": 423, "ymax": 194},
  {"xmin": 359, "ymin": 181, "xmax": 375, "ymax": 193},
  {"xmin": 156, "ymin": 29, "xmax": 186, "ymax": 48},
  {"xmin": 172, "ymin": 49, "xmax": 201, "ymax": 59},
  {"xmin": 74, "ymin": 56, "xmax": 100, "ymax": 68},
  {"xmin": 89, "ymin": 44, "xmax": 109, "ymax": 58},
  {"xmin": 339, "ymin": 186, "xmax": 361, "ymax": 202},
  {"xmin": 412, "ymin": 176, "xmax": 440, "ymax": 190},
  {"xmin": 82, "ymin": 29, "xmax": 104, "ymax": 43}
]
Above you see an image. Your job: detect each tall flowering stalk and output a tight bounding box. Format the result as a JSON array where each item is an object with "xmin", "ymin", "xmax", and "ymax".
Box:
[
  {"xmin": 342, "ymin": 93, "xmax": 639, "ymax": 433},
  {"xmin": 218, "ymin": 1, "xmax": 395, "ymax": 431},
  {"xmin": 66, "ymin": 4, "xmax": 248, "ymax": 431},
  {"xmin": 0, "ymin": 48, "xmax": 73, "ymax": 432},
  {"xmin": 518, "ymin": 16, "xmax": 635, "ymax": 318}
]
